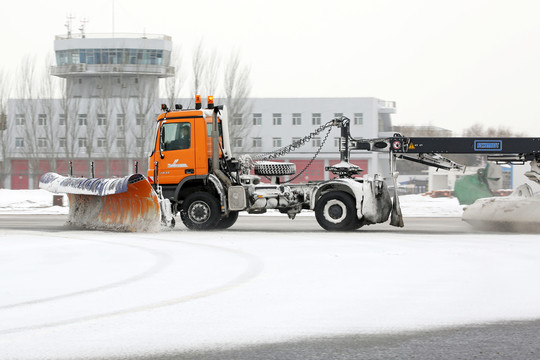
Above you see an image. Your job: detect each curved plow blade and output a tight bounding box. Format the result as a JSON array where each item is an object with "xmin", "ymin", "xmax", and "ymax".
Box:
[{"xmin": 39, "ymin": 173, "xmax": 160, "ymax": 232}]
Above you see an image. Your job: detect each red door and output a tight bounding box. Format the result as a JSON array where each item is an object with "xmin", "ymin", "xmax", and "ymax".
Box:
[{"xmin": 11, "ymin": 160, "xmax": 29, "ymax": 189}]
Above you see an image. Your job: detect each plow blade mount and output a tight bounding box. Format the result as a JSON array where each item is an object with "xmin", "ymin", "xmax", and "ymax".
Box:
[{"xmin": 39, "ymin": 173, "xmax": 160, "ymax": 232}]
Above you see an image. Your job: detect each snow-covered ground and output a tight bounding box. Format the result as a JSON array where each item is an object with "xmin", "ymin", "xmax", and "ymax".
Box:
[
  {"xmin": 3, "ymin": 190, "xmax": 540, "ymax": 360},
  {"xmin": 0, "ymin": 189, "xmax": 464, "ymax": 217},
  {"xmin": 0, "ymin": 189, "xmax": 68, "ymax": 214}
]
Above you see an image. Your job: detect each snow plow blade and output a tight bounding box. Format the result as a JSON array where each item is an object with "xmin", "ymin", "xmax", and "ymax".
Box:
[{"xmin": 39, "ymin": 172, "xmax": 160, "ymax": 232}]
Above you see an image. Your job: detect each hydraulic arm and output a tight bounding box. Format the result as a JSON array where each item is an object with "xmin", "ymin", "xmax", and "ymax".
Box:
[{"xmin": 354, "ymin": 136, "xmax": 540, "ymax": 170}]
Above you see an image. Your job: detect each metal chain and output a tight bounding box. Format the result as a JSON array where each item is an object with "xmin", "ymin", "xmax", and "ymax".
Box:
[
  {"xmin": 281, "ymin": 125, "xmax": 333, "ymax": 184},
  {"xmin": 253, "ymin": 119, "xmax": 336, "ymax": 162},
  {"xmin": 239, "ymin": 117, "xmax": 345, "ymax": 181}
]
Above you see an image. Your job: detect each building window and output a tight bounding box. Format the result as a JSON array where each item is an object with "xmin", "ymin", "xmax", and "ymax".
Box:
[
  {"xmin": 312, "ymin": 113, "xmax": 321, "ymax": 125},
  {"xmin": 59, "ymin": 114, "xmax": 66, "ymax": 126},
  {"xmin": 232, "ymin": 138, "xmax": 243, "ymax": 148},
  {"xmin": 117, "ymin": 114, "xmax": 125, "ymax": 127},
  {"xmin": 78, "ymin": 137, "xmax": 87, "ymax": 148},
  {"xmin": 354, "ymin": 113, "xmax": 363, "ymax": 125},
  {"xmin": 136, "ymin": 137, "xmax": 144, "ymax": 147},
  {"xmin": 78, "ymin": 114, "xmax": 88, "ymax": 126},
  {"xmin": 59, "ymin": 138, "xmax": 66, "ymax": 148},
  {"xmin": 117, "ymin": 138, "xmax": 125, "ymax": 148},
  {"xmin": 292, "ymin": 137, "xmax": 301, "ymax": 145},
  {"xmin": 253, "ymin": 113, "xmax": 262, "ymax": 125},
  {"xmin": 334, "ymin": 137, "xmax": 341, "ymax": 148},
  {"xmin": 334, "ymin": 112, "xmax": 343, "ymax": 118},
  {"xmin": 272, "ymin": 113, "xmax": 282, "ymax": 125},
  {"xmin": 136, "ymin": 114, "xmax": 145, "ymax": 126},
  {"xmin": 97, "ymin": 114, "xmax": 107, "ymax": 126},
  {"xmin": 97, "ymin": 138, "xmax": 106, "ymax": 148},
  {"xmin": 292, "ymin": 113, "xmax": 302, "ymax": 125},
  {"xmin": 15, "ymin": 138, "xmax": 24, "ymax": 148},
  {"xmin": 38, "ymin": 114, "xmax": 47, "ymax": 126},
  {"xmin": 15, "ymin": 114, "xmax": 25, "ymax": 126},
  {"xmin": 252, "ymin": 137, "xmax": 262, "ymax": 148},
  {"xmin": 312, "ymin": 137, "xmax": 321, "ymax": 147},
  {"xmin": 38, "ymin": 138, "xmax": 48, "ymax": 147},
  {"xmin": 232, "ymin": 114, "xmax": 242, "ymax": 125},
  {"xmin": 273, "ymin": 137, "xmax": 282, "ymax": 147}
]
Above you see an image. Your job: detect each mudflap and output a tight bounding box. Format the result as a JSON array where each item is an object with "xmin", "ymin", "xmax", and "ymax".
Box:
[
  {"xmin": 39, "ymin": 173, "xmax": 160, "ymax": 232},
  {"xmin": 389, "ymin": 171, "xmax": 404, "ymax": 227},
  {"xmin": 361, "ymin": 175, "xmax": 392, "ymax": 225}
]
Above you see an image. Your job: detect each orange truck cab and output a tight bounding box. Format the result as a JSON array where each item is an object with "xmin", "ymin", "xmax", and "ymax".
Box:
[{"xmin": 147, "ymin": 98, "xmax": 234, "ymax": 217}]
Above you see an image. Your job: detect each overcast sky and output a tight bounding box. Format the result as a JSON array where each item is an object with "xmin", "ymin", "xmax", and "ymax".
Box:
[{"xmin": 1, "ymin": 0, "xmax": 540, "ymax": 135}]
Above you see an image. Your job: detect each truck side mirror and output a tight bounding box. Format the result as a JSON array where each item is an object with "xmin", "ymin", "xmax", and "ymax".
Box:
[{"xmin": 159, "ymin": 123, "xmax": 165, "ymax": 159}]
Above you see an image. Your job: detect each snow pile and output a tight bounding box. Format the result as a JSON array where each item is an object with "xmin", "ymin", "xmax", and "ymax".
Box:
[
  {"xmin": 463, "ymin": 187, "xmax": 540, "ymax": 231},
  {"xmin": 0, "ymin": 189, "xmax": 68, "ymax": 214}
]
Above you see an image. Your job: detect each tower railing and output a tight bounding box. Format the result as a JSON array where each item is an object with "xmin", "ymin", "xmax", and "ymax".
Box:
[{"xmin": 55, "ymin": 33, "xmax": 172, "ymax": 41}]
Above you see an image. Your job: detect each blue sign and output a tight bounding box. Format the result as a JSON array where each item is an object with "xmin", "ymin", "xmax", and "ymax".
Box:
[{"xmin": 474, "ymin": 140, "xmax": 502, "ymax": 151}]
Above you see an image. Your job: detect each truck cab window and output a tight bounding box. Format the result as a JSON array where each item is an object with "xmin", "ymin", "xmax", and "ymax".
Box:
[{"xmin": 163, "ymin": 122, "xmax": 191, "ymax": 151}]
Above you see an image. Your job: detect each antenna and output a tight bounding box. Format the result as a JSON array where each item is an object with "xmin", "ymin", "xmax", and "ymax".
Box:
[
  {"xmin": 79, "ymin": 18, "xmax": 88, "ymax": 38},
  {"xmin": 112, "ymin": 0, "xmax": 115, "ymax": 38},
  {"xmin": 65, "ymin": 13, "xmax": 75, "ymax": 38}
]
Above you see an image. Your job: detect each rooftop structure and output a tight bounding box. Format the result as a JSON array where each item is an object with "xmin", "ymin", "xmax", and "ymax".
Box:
[{"xmin": 50, "ymin": 33, "xmax": 173, "ymax": 98}]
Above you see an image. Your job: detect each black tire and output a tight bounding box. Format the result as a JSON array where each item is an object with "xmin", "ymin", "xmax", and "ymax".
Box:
[
  {"xmin": 315, "ymin": 191, "xmax": 359, "ymax": 231},
  {"xmin": 215, "ymin": 211, "xmax": 239, "ymax": 230},
  {"xmin": 181, "ymin": 192, "xmax": 221, "ymax": 230}
]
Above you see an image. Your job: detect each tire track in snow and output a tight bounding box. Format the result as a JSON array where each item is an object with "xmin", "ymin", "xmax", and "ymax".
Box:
[
  {"xmin": 0, "ymin": 231, "xmax": 174, "ymax": 311},
  {"xmin": 0, "ymin": 230, "xmax": 264, "ymax": 336}
]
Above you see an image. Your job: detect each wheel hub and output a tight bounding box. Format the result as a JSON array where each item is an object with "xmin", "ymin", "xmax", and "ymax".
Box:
[
  {"xmin": 189, "ymin": 201, "xmax": 210, "ymax": 223},
  {"xmin": 323, "ymin": 199, "xmax": 347, "ymax": 224},
  {"xmin": 328, "ymin": 204, "xmax": 344, "ymax": 219}
]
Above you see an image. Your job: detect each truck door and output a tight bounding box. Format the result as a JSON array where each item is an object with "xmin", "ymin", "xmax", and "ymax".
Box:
[{"xmin": 158, "ymin": 121, "xmax": 196, "ymax": 184}]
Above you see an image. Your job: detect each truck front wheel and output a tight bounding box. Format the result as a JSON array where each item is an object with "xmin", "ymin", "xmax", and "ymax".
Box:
[
  {"xmin": 315, "ymin": 191, "xmax": 359, "ymax": 231},
  {"xmin": 181, "ymin": 192, "xmax": 221, "ymax": 230}
]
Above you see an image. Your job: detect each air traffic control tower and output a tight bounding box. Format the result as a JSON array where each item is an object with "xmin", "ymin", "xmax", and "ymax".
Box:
[{"xmin": 50, "ymin": 33, "xmax": 173, "ymax": 98}]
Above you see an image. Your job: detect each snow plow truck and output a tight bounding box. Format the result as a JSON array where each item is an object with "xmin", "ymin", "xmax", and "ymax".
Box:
[{"xmin": 40, "ymin": 96, "xmax": 540, "ymax": 232}]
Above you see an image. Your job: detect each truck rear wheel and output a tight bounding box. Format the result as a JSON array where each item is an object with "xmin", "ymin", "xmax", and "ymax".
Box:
[
  {"xmin": 215, "ymin": 211, "xmax": 239, "ymax": 230},
  {"xmin": 315, "ymin": 191, "xmax": 359, "ymax": 231},
  {"xmin": 181, "ymin": 192, "xmax": 221, "ymax": 230}
]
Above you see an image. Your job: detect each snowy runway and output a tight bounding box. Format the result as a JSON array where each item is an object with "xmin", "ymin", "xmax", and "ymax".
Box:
[{"xmin": 1, "ymin": 225, "xmax": 540, "ymax": 359}]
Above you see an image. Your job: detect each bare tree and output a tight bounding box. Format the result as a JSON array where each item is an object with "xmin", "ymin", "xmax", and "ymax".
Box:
[
  {"xmin": 15, "ymin": 56, "xmax": 42, "ymax": 188},
  {"xmin": 203, "ymin": 48, "xmax": 220, "ymax": 96},
  {"xmin": 82, "ymin": 100, "xmax": 96, "ymax": 164},
  {"xmin": 58, "ymin": 76, "xmax": 81, "ymax": 163},
  {"xmin": 462, "ymin": 123, "xmax": 524, "ymax": 137},
  {"xmin": 133, "ymin": 73, "xmax": 159, "ymax": 174},
  {"xmin": 38, "ymin": 55, "xmax": 60, "ymax": 173},
  {"xmin": 117, "ymin": 83, "xmax": 132, "ymax": 175},
  {"xmin": 223, "ymin": 50, "xmax": 252, "ymax": 152},
  {"xmin": 96, "ymin": 74, "xmax": 116, "ymax": 177},
  {"xmin": 0, "ymin": 69, "xmax": 11, "ymax": 187},
  {"xmin": 191, "ymin": 40, "xmax": 221, "ymax": 98},
  {"xmin": 191, "ymin": 40, "xmax": 205, "ymax": 97},
  {"xmin": 165, "ymin": 45, "xmax": 183, "ymax": 109}
]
